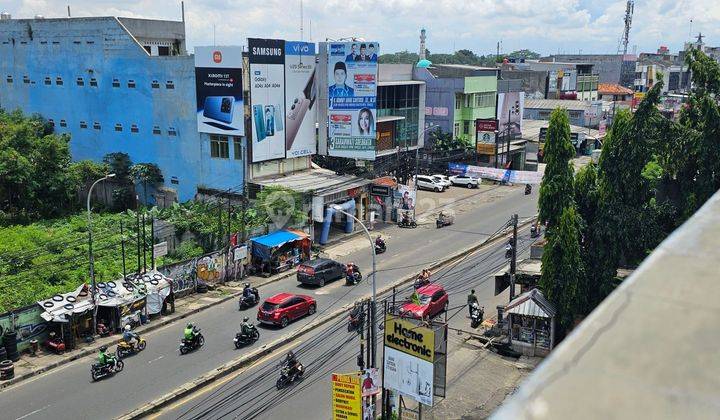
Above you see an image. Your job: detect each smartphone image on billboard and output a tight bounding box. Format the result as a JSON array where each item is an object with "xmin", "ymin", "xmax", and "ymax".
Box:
[
  {"xmin": 203, "ymin": 96, "xmax": 235, "ymax": 124},
  {"xmin": 285, "ymin": 95, "xmax": 310, "ymax": 150},
  {"xmin": 253, "ymin": 105, "xmax": 267, "ymax": 141},
  {"xmin": 264, "ymin": 105, "xmax": 275, "ymax": 137},
  {"xmin": 274, "ymin": 104, "xmax": 284, "ymax": 132}
]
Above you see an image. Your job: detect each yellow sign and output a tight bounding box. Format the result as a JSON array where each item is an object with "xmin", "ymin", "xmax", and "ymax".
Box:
[
  {"xmin": 332, "ymin": 373, "xmax": 362, "ymax": 420},
  {"xmin": 476, "ymin": 143, "xmax": 495, "ymax": 154},
  {"xmin": 384, "ymin": 314, "xmax": 435, "ymax": 362}
]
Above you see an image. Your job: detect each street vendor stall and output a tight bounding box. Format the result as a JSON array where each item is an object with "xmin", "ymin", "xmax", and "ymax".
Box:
[
  {"xmin": 505, "ymin": 288, "xmax": 556, "ymax": 357},
  {"xmin": 123, "ymin": 271, "xmax": 173, "ymax": 317},
  {"xmin": 37, "ymin": 283, "xmax": 95, "ymax": 351},
  {"xmin": 94, "ymin": 278, "xmax": 147, "ymax": 332},
  {"xmin": 249, "ymin": 229, "xmax": 311, "ymax": 277}
]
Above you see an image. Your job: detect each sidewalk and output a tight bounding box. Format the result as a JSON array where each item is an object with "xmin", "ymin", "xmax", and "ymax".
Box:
[{"xmin": 1, "ymin": 183, "xmax": 520, "ymax": 389}]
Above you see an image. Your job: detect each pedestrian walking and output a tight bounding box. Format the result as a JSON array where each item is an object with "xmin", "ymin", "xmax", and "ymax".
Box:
[{"xmin": 467, "ymin": 289, "xmax": 478, "ymax": 317}]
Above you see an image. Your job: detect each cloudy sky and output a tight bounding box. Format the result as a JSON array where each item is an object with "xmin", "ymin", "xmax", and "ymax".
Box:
[{"xmin": 2, "ymin": 0, "xmax": 719, "ymax": 56}]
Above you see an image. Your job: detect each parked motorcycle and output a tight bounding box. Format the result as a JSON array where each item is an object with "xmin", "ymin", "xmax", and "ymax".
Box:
[
  {"xmin": 525, "ymin": 184, "xmax": 532, "ymax": 195},
  {"xmin": 90, "ymin": 358, "xmax": 124, "ymax": 381},
  {"xmin": 531, "ymin": 224, "xmax": 541, "ymax": 238},
  {"xmin": 234, "ymin": 325, "xmax": 260, "ymax": 349},
  {"xmin": 239, "ymin": 287, "xmax": 260, "ymax": 310},
  {"xmin": 179, "ymin": 329, "xmax": 205, "ymax": 355},
  {"xmin": 276, "ymin": 363, "xmax": 304, "ymax": 390},
  {"xmin": 470, "ymin": 303, "xmax": 483, "ymax": 329},
  {"xmin": 398, "ymin": 217, "xmax": 417, "ymax": 229},
  {"xmin": 116, "ymin": 337, "xmax": 147, "ymax": 359}
]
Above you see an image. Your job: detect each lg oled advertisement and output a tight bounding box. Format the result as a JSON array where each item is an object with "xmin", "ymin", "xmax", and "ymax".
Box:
[
  {"xmin": 327, "ymin": 42, "xmax": 379, "ymax": 160},
  {"xmin": 194, "ymin": 46, "xmax": 244, "ymax": 136},
  {"xmin": 284, "ymin": 41, "xmax": 317, "ymax": 158},
  {"xmin": 249, "ymin": 38, "xmax": 286, "ymax": 163}
]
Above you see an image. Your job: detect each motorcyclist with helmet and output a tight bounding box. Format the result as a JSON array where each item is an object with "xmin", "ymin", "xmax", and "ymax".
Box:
[
  {"xmin": 242, "ymin": 283, "xmax": 254, "ymax": 301},
  {"xmin": 122, "ymin": 324, "xmax": 140, "ymax": 349},
  {"xmin": 346, "ymin": 262, "xmax": 361, "ymax": 283},
  {"xmin": 98, "ymin": 345, "xmax": 117, "ymax": 369},
  {"xmin": 284, "ymin": 351, "xmax": 302, "ymax": 377},
  {"xmin": 184, "ymin": 322, "xmax": 200, "ymax": 346},
  {"xmin": 240, "ymin": 316, "xmax": 253, "ymax": 339}
]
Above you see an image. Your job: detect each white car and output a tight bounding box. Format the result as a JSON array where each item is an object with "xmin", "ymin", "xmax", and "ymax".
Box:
[
  {"xmin": 449, "ymin": 175, "xmax": 480, "ymax": 188},
  {"xmin": 431, "ymin": 175, "xmax": 453, "ymax": 189},
  {"xmin": 415, "ymin": 175, "xmax": 446, "ymax": 192}
]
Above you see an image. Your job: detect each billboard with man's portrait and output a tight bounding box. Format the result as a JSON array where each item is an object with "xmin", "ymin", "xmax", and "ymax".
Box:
[{"xmin": 327, "ymin": 42, "xmax": 379, "ymax": 160}]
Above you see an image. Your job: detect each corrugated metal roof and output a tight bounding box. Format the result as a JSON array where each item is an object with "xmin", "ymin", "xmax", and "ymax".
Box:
[
  {"xmin": 505, "ymin": 288, "xmax": 556, "ymax": 318},
  {"xmin": 525, "ymin": 99, "xmax": 593, "ymax": 112}
]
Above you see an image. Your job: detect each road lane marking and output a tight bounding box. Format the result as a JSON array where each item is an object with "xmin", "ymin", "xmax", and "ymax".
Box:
[
  {"xmin": 148, "ymin": 356, "xmax": 164, "ymax": 364},
  {"xmin": 148, "ymin": 339, "xmax": 303, "ymax": 419},
  {"xmin": 15, "ymin": 405, "xmax": 50, "ymax": 420}
]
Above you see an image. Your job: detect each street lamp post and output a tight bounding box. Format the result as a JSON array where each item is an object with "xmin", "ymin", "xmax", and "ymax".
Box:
[
  {"xmin": 411, "ymin": 124, "xmax": 440, "ymax": 219},
  {"xmin": 87, "ymin": 173, "xmax": 116, "ymax": 334},
  {"xmin": 332, "ymin": 205, "xmax": 378, "ymax": 367}
]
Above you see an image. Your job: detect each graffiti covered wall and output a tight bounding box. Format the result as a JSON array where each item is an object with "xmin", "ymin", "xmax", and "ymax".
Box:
[{"xmin": 0, "ymin": 304, "xmax": 49, "ymax": 352}]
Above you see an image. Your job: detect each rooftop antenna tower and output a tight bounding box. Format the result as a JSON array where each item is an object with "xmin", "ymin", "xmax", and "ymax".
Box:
[
  {"xmin": 419, "ymin": 28, "xmax": 427, "ymax": 60},
  {"xmin": 617, "ymin": 0, "xmax": 634, "ymax": 55}
]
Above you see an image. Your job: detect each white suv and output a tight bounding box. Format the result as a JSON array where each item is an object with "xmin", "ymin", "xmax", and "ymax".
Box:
[
  {"xmin": 415, "ymin": 175, "xmax": 446, "ymax": 192},
  {"xmin": 449, "ymin": 175, "xmax": 480, "ymax": 188},
  {"xmin": 431, "ymin": 175, "xmax": 453, "ymax": 189}
]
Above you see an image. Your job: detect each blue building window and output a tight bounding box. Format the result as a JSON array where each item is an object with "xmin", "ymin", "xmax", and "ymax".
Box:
[
  {"xmin": 233, "ymin": 138, "xmax": 243, "ymax": 160},
  {"xmin": 127, "ymin": 80, "xmax": 136, "ymax": 88},
  {"xmin": 168, "ymin": 127, "xmax": 177, "ymax": 136},
  {"xmin": 131, "ymin": 124, "xmax": 139, "ymax": 133},
  {"xmin": 170, "ymin": 176, "xmax": 179, "ymax": 185},
  {"xmin": 152, "ymin": 126, "xmax": 161, "ymax": 135},
  {"xmin": 112, "ymin": 79, "xmax": 120, "ymax": 88},
  {"xmin": 90, "ymin": 78, "xmax": 98, "ymax": 87},
  {"xmin": 210, "ymin": 135, "xmax": 229, "ymax": 159},
  {"xmin": 55, "ymin": 77, "xmax": 63, "ymax": 86},
  {"xmin": 151, "ymin": 80, "xmax": 160, "ymax": 89},
  {"xmin": 48, "ymin": 119, "xmax": 55, "ymax": 127},
  {"xmin": 166, "ymin": 81, "xmax": 175, "ymax": 89},
  {"xmin": 44, "ymin": 77, "xmax": 51, "ymax": 85},
  {"xmin": 80, "ymin": 121, "xmax": 87, "ymax": 129},
  {"xmin": 93, "ymin": 122, "xmax": 101, "ymax": 130},
  {"xmin": 23, "ymin": 76, "xmax": 30, "ymax": 84},
  {"xmin": 60, "ymin": 120, "xmax": 67, "ymax": 127},
  {"xmin": 76, "ymin": 77, "xmax": 84, "ymax": 86},
  {"xmin": 115, "ymin": 123, "xmax": 123, "ymax": 132},
  {"xmin": 5, "ymin": 75, "xmax": 11, "ymax": 83}
]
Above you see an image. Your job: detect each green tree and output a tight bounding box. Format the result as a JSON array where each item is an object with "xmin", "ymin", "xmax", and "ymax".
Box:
[
  {"xmin": 508, "ymin": 49, "xmax": 541, "ymax": 60},
  {"xmin": 0, "ymin": 109, "xmax": 78, "ymax": 224},
  {"xmin": 131, "ymin": 163, "xmax": 164, "ymax": 205},
  {"xmin": 103, "ymin": 152, "xmax": 134, "ymax": 210},
  {"xmin": 538, "ymin": 108, "xmax": 575, "ymax": 230},
  {"xmin": 255, "ymin": 185, "xmax": 307, "ymax": 230},
  {"xmin": 539, "ymin": 206, "xmax": 584, "ymax": 333}
]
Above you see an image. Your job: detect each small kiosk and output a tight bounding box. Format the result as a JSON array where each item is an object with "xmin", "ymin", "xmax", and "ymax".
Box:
[{"xmin": 249, "ymin": 229, "xmax": 312, "ymax": 276}]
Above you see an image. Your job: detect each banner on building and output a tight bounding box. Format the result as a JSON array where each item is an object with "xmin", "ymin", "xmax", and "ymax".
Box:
[
  {"xmin": 332, "ymin": 372, "xmax": 362, "ymax": 420},
  {"xmin": 361, "ymin": 368, "xmax": 381, "ymax": 397},
  {"xmin": 497, "ymin": 92, "xmax": 524, "ymax": 138},
  {"xmin": 327, "ymin": 42, "xmax": 379, "ymax": 160},
  {"xmin": 285, "ymin": 41, "xmax": 317, "ymax": 158},
  {"xmin": 449, "ymin": 163, "xmax": 543, "ymax": 184},
  {"xmin": 249, "ymin": 38, "xmax": 287, "ymax": 163},
  {"xmin": 194, "ymin": 46, "xmax": 244, "ymax": 136}
]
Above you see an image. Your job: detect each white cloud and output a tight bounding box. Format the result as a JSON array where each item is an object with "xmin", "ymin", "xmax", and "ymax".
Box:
[{"xmin": 2, "ymin": 0, "xmax": 720, "ymax": 55}]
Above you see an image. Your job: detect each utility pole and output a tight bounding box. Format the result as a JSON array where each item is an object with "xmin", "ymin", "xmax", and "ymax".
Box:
[
  {"xmin": 150, "ymin": 214, "xmax": 155, "ymax": 270},
  {"xmin": 136, "ymin": 203, "xmax": 141, "ymax": 273},
  {"xmin": 120, "ymin": 219, "xmax": 127, "ymax": 279},
  {"xmin": 142, "ymin": 212, "xmax": 147, "ymax": 272},
  {"xmin": 509, "ymin": 214, "xmax": 518, "ymax": 301}
]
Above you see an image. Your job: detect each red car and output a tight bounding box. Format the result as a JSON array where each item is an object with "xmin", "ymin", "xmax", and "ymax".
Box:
[
  {"xmin": 257, "ymin": 293, "xmax": 317, "ymax": 328},
  {"xmin": 400, "ymin": 284, "xmax": 449, "ymax": 319}
]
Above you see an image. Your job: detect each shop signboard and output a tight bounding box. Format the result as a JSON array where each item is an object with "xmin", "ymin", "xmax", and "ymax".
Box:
[
  {"xmin": 153, "ymin": 241, "xmax": 168, "ymax": 258},
  {"xmin": 383, "ymin": 315, "xmax": 435, "ymax": 406},
  {"xmin": 371, "ymin": 185, "xmax": 391, "ymax": 197},
  {"xmin": 394, "ymin": 184, "xmax": 416, "ymax": 211},
  {"xmin": 327, "ymin": 42, "xmax": 379, "ymax": 160},
  {"xmin": 332, "ymin": 372, "xmax": 362, "ymax": 420},
  {"xmin": 249, "ymin": 38, "xmax": 287, "ymax": 163},
  {"xmin": 194, "ymin": 46, "xmax": 245, "ymax": 136},
  {"xmin": 361, "ymin": 368, "xmax": 381, "ymax": 397},
  {"xmin": 284, "ymin": 41, "xmax": 317, "ymax": 158}
]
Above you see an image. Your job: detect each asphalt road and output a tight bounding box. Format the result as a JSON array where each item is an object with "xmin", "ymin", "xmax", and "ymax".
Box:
[
  {"xmin": 157, "ymin": 228, "xmax": 538, "ymax": 420},
  {"xmin": 0, "ymin": 186, "xmax": 537, "ymax": 420}
]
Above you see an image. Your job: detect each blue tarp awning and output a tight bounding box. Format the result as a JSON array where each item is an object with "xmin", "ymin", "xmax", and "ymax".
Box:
[{"xmin": 250, "ymin": 230, "xmax": 303, "ymax": 260}]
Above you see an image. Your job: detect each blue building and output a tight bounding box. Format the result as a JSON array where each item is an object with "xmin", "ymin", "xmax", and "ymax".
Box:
[{"xmin": 0, "ymin": 15, "xmax": 245, "ymax": 203}]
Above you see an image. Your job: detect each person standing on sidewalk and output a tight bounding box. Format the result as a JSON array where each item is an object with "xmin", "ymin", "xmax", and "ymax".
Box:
[{"xmin": 467, "ymin": 289, "xmax": 478, "ymax": 317}]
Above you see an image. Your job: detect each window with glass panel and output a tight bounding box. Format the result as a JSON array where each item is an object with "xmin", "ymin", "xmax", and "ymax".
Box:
[{"xmin": 210, "ymin": 135, "xmax": 229, "ymax": 158}]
